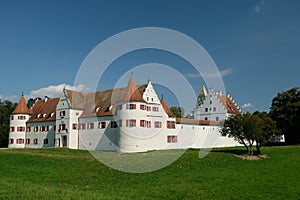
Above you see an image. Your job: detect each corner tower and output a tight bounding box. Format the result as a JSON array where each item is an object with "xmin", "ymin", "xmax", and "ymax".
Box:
[{"xmin": 8, "ymin": 94, "xmax": 31, "ymax": 148}]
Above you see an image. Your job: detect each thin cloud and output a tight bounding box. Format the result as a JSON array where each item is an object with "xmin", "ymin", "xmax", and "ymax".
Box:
[
  {"xmin": 254, "ymin": 0, "xmax": 264, "ymax": 13},
  {"xmin": 186, "ymin": 68, "xmax": 233, "ymax": 79},
  {"xmin": 241, "ymin": 103, "xmax": 254, "ymax": 108},
  {"xmin": 0, "ymin": 95, "xmax": 18, "ymax": 101},
  {"xmin": 28, "ymin": 83, "xmax": 89, "ymax": 98}
]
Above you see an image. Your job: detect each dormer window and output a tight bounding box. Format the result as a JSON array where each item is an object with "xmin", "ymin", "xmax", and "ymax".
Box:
[
  {"xmin": 43, "ymin": 114, "xmax": 46, "ymax": 118},
  {"xmin": 95, "ymin": 107, "xmax": 100, "ymax": 112}
]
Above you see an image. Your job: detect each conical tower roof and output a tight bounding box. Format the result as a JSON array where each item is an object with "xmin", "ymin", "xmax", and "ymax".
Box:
[
  {"xmin": 12, "ymin": 95, "xmax": 31, "ymax": 115},
  {"xmin": 122, "ymin": 76, "xmax": 144, "ymax": 102}
]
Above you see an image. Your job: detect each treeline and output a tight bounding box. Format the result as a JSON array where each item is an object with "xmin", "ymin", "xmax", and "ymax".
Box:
[{"xmin": 0, "ymin": 100, "xmax": 16, "ymax": 147}]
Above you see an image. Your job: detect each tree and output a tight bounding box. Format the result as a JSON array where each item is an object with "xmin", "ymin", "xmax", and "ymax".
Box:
[
  {"xmin": 252, "ymin": 112, "xmax": 280, "ymax": 154},
  {"xmin": 27, "ymin": 97, "xmax": 41, "ymax": 108},
  {"xmin": 269, "ymin": 87, "xmax": 300, "ymax": 144},
  {"xmin": 170, "ymin": 107, "xmax": 185, "ymax": 118},
  {"xmin": 220, "ymin": 112, "xmax": 279, "ymax": 155},
  {"xmin": 0, "ymin": 100, "xmax": 17, "ymax": 147}
]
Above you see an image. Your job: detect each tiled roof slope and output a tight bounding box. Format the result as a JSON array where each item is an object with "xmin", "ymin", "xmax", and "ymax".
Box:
[
  {"xmin": 67, "ymin": 84, "xmax": 147, "ymax": 118},
  {"xmin": 12, "ymin": 95, "xmax": 32, "ymax": 115},
  {"xmin": 27, "ymin": 98, "xmax": 59, "ymax": 122},
  {"xmin": 122, "ymin": 76, "xmax": 145, "ymax": 102},
  {"xmin": 176, "ymin": 118, "xmax": 221, "ymax": 126},
  {"xmin": 160, "ymin": 98, "xmax": 175, "ymax": 117},
  {"xmin": 216, "ymin": 93, "xmax": 241, "ymax": 114}
]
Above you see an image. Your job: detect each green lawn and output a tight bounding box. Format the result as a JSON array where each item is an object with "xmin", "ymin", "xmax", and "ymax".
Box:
[{"xmin": 0, "ymin": 145, "xmax": 299, "ymax": 199}]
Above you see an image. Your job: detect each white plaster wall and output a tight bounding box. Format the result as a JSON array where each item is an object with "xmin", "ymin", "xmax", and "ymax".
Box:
[
  {"xmin": 8, "ymin": 114, "xmax": 29, "ymax": 148},
  {"xmin": 26, "ymin": 121, "xmax": 56, "ymax": 148},
  {"xmin": 194, "ymin": 93, "xmax": 227, "ymax": 121},
  {"xmin": 78, "ymin": 116, "xmax": 119, "ymax": 151}
]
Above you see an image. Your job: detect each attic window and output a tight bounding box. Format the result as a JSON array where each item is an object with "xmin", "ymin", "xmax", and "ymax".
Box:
[
  {"xmin": 51, "ymin": 113, "xmax": 54, "ymax": 117},
  {"xmin": 95, "ymin": 107, "xmax": 100, "ymax": 112},
  {"xmin": 43, "ymin": 114, "xmax": 46, "ymax": 118},
  {"xmin": 37, "ymin": 114, "xmax": 41, "ymax": 118}
]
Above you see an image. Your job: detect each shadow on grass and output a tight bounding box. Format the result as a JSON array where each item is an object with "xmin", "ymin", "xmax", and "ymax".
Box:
[{"xmin": 211, "ymin": 148, "xmax": 248, "ymax": 156}]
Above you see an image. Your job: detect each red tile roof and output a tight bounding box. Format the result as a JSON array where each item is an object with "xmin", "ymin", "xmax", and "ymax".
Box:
[
  {"xmin": 12, "ymin": 95, "xmax": 31, "ymax": 115},
  {"xmin": 160, "ymin": 98, "xmax": 175, "ymax": 117},
  {"xmin": 216, "ymin": 93, "xmax": 241, "ymax": 114},
  {"xmin": 67, "ymin": 84, "xmax": 147, "ymax": 118},
  {"xmin": 121, "ymin": 76, "xmax": 145, "ymax": 102},
  {"xmin": 27, "ymin": 98, "xmax": 59, "ymax": 122},
  {"xmin": 176, "ymin": 118, "xmax": 221, "ymax": 126}
]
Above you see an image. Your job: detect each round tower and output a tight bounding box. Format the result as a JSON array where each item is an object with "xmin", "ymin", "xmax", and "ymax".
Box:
[{"xmin": 8, "ymin": 94, "xmax": 31, "ymax": 148}]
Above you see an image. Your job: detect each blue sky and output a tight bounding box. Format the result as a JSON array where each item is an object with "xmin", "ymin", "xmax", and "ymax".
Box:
[{"xmin": 0, "ymin": 0, "xmax": 299, "ymax": 114}]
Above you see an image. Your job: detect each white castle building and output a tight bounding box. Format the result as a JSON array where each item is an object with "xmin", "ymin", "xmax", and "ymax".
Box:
[{"xmin": 8, "ymin": 76, "xmax": 242, "ymax": 152}]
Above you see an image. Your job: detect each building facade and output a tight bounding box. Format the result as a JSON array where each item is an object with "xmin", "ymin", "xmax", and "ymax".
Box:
[{"xmin": 8, "ymin": 77, "xmax": 242, "ymax": 152}]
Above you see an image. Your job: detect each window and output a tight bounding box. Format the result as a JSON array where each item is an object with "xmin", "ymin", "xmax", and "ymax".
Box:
[
  {"xmin": 140, "ymin": 104, "xmax": 146, "ymax": 110},
  {"xmin": 152, "ymin": 107, "xmax": 159, "ymax": 112},
  {"xmin": 10, "ymin": 127, "xmax": 15, "ymax": 132},
  {"xmin": 216, "ymin": 117, "xmax": 219, "ymax": 121},
  {"xmin": 126, "ymin": 103, "xmax": 136, "ymax": 110},
  {"xmin": 117, "ymin": 105, "xmax": 122, "ymax": 110},
  {"xmin": 205, "ymin": 117, "xmax": 208, "ymax": 120},
  {"xmin": 167, "ymin": 135, "xmax": 178, "ymax": 143},
  {"xmin": 59, "ymin": 124, "xmax": 66, "ymax": 131},
  {"xmin": 167, "ymin": 121, "xmax": 175, "ymax": 129},
  {"xmin": 11, "ymin": 116, "xmax": 14, "ymax": 120},
  {"xmin": 147, "ymin": 97, "xmax": 149, "ymax": 101},
  {"xmin": 205, "ymin": 108, "xmax": 208, "ymax": 112},
  {"xmin": 27, "ymin": 127, "xmax": 31, "ymax": 132},
  {"xmin": 126, "ymin": 119, "xmax": 136, "ymax": 127},
  {"xmin": 118, "ymin": 120, "xmax": 122, "ymax": 127},
  {"xmin": 98, "ymin": 121, "xmax": 106, "ymax": 129},
  {"xmin": 210, "ymin": 100, "xmax": 212, "ymax": 104},
  {"xmin": 89, "ymin": 123, "xmax": 94, "ymax": 129},
  {"xmin": 10, "ymin": 139, "xmax": 14, "ymax": 144},
  {"xmin": 147, "ymin": 121, "xmax": 151, "ymax": 128},
  {"xmin": 44, "ymin": 139, "xmax": 48, "ymax": 144},
  {"xmin": 18, "ymin": 116, "xmax": 26, "ymax": 120},
  {"xmin": 213, "ymin": 107, "xmax": 216, "ymax": 112},
  {"xmin": 34, "ymin": 126, "xmax": 39, "ymax": 132},
  {"xmin": 40, "ymin": 126, "xmax": 46, "ymax": 132},
  {"xmin": 111, "ymin": 121, "xmax": 118, "ymax": 128},
  {"xmin": 81, "ymin": 123, "xmax": 86, "ymax": 130},
  {"xmin": 72, "ymin": 123, "xmax": 78, "ymax": 130},
  {"xmin": 34, "ymin": 139, "xmax": 38, "ymax": 145},
  {"xmin": 60, "ymin": 111, "xmax": 66, "ymax": 116},
  {"xmin": 46, "ymin": 126, "xmax": 50, "ymax": 131},
  {"xmin": 140, "ymin": 120, "xmax": 146, "ymax": 127},
  {"xmin": 26, "ymin": 139, "xmax": 30, "ymax": 144},
  {"xmin": 17, "ymin": 138, "xmax": 23, "ymax": 144},
  {"xmin": 17, "ymin": 127, "xmax": 25, "ymax": 132},
  {"xmin": 147, "ymin": 106, "xmax": 151, "ymax": 111},
  {"xmin": 155, "ymin": 121, "xmax": 162, "ymax": 128}
]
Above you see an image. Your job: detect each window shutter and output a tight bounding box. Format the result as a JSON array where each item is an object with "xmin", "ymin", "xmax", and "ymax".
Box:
[
  {"xmin": 126, "ymin": 120, "xmax": 128, "ymax": 127},
  {"xmin": 133, "ymin": 104, "xmax": 136, "ymax": 109},
  {"xmin": 133, "ymin": 119, "xmax": 136, "ymax": 127},
  {"xmin": 126, "ymin": 104, "xmax": 129, "ymax": 109},
  {"xmin": 22, "ymin": 139, "xmax": 24, "ymax": 144}
]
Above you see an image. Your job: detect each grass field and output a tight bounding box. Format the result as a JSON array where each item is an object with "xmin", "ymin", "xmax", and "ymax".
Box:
[{"xmin": 0, "ymin": 145, "xmax": 299, "ymax": 199}]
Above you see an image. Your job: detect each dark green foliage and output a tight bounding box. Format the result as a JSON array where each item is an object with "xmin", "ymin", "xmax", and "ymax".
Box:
[
  {"xmin": 27, "ymin": 97, "xmax": 41, "ymax": 108},
  {"xmin": 221, "ymin": 112, "xmax": 279, "ymax": 155},
  {"xmin": 269, "ymin": 87, "xmax": 300, "ymax": 144},
  {"xmin": 170, "ymin": 107, "xmax": 185, "ymax": 118},
  {"xmin": 0, "ymin": 100, "xmax": 16, "ymax": 147}
]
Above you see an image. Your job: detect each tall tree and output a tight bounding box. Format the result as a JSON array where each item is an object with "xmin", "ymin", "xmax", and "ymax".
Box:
[
  {"xmin": 269, "ymin": 87, "xmax": 300, "ymax": 144},
  {"xmin": 0, "ymin": 100, "xmax": 17, "ymax": 147},
  {"xmin": 170, "ymin": 107, "xmax": 185, "ymax": 118}
]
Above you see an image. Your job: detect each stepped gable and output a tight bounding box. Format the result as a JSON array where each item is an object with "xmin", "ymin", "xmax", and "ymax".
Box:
[
  {"xmin": 12, "ymin": 95, "xmax": 32, "ymax": 115},
  {"xmin": 121, "ymin": 76, "xmax": 145, "ymax": 102},
  {"xmin": 66, "ymin": 84, "xmax": 147, "ymax": 118},
  {"xmin": 27, "ymin": 98, "xmax": 59, "ymax": 122},
  {"xmin": 160, "ymin": 97, "xmax": 175, "ymax": 117},
  {"xmin": 215, "ymin": 93, "xmax": 241, "ymax": 114}
]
